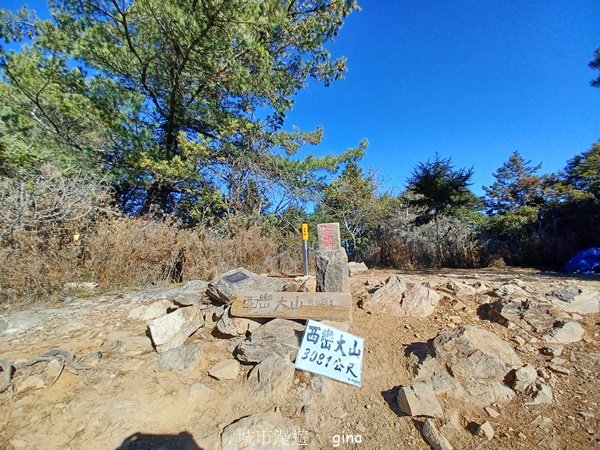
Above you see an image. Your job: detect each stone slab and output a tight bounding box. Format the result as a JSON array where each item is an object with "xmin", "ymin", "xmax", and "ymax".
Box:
[{"xmin": 231, "ymin": 291, "xmax": 352, "ymax": 322}]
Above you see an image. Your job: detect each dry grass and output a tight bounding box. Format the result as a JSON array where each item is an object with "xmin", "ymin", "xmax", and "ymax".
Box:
[{"xmin": 0, "ymin": 216, "xmax": 303, "ymax": 304}]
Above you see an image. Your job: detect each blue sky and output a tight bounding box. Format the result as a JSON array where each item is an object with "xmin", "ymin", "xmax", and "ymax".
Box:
[
  {"xmin": 286, "ymin": 0, "xmax": 600, "ymax": 195},
  {"xmin": 4, "ymin": 1, "xmax": 600, "ymax": 196}
]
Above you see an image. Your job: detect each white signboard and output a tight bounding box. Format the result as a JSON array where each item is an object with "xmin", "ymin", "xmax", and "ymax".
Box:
[{"xmin": 295, "ymin": 319, "xmax": 364, "ymax": 387}]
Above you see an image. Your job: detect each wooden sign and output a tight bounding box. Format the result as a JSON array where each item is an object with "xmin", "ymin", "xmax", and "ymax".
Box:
[
  {"xmin": 317, "ymin": 223, "xmax": 341, "ymax": 250},
  {"xmin": 231, "ymin": 291, "xmax": 352, "ymax": 321}
]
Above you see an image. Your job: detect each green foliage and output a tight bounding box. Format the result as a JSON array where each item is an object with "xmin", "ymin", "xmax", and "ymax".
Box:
[
  {"xmin": 590, "ymin": 47, "xmax": 600, "ymax": 87},
  {"xmin": 1, "ymin": 0, "xmax": 363, "ymax": 220},
  {"xmin": 406, "ymin": 154, "xmax": 477, "ymax": 225},
  {"xmin": 483, "ymin": 150, "xmax": 543, "ymax": 215},
  {"xmin": 562, "ymin": 140, "xmax": 600, "ymax": 199}
]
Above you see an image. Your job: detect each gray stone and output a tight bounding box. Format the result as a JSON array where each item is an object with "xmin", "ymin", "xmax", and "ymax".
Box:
[
  {"xmin": 189, "ymin": 383, "xmax": 218, "ymax": 403},
  {"xmin": 363, "ymin": 275, "xmax": 440, "ymax": 317},
  {"xmin": 64, "ymin": 281, "xmax": 98, "ymax": 292},
  {"xmin": 108, "ymin": 331, "xmax": 153, "ymax": 354},
  {"xmin": 489, "ymin": 297, "xmax": 556, "ymax": 333},
  {"xmin": 221, "ymin": 412, "xmax": 299, "ymax": 450},
  {"xmin": 542, "ymin": 321, "xmax": 585, "ymax": 344},
  {"xmin": 209, "ymin": 359, "xmax": 240, "ymax": 380},
  {"xmin": 348, "ymin": 262, "xmax": 368, "ymax": 276},
  {"xmin": 540, "ymin": 344, "xmax": 563, "ymax": 357},
  {"xmin": 315, "ymin": 249, "xmax": 350, "ymax": 293},
  {"xmin": 132, "ymin": 283, "xmax": 210, "ymax": 306},
  {"xmin": 206, "ymin": 267, "xmax": 284, "ymax": 305},
  {"xmin": 247, "ymin": 355, "xmax": 294, "ymax": 396},
  {"xmin": 128, "ymin": 300, "xmax": 170, "ymax": 321},
  {"xmin": 0, "ymin": 311, "xmax": 43, "ymax": 334},
  {"xmin": 476, "ymin": 421, "xmax": 494, "ymax": 440},
  {"xmin": 526, "ymin": 383, "xmax": 553, "ymax": 405},
  {"xmin": 493, "ymin": 282, "xmax": 530, "ymax": 298},
  {"xmin": 154, "ymin": 342, "xmax": 203, "ymax": 371},
  {"xmin": 330, "ymin": 406, "xmax": 348, "ymax": 419},
  {"xmin": 422, "ymin": 419, "xmax": 454, "ymax": 450},
  {"xmin": 547, "ymin": 363, "xmax": 570, "ymax": 375},
  {"xmin": 216, "ymin": 306, "xmax": 265, "ymax": 338},
  {"xmin": 397, "ymin": 382, "xmax": 444, "ymax": 418},
  {"xmin": 414, "ymin": 325, "xmax": 522, "ymax": 406},
  {"xmin": 484, "ymin": 407, "xmax": 500, "ymax": 418},
  {"xmin": 147, "ymin": 306, "xmax": 204, "ymax": 353},
  {"xmin": 445, "ymin": 280, "xmax": 476, "ymax": 296},
  {"xmin": 548, "ymin": 288, "xmax": 600, "ymax": 314},
  {"xmin": 235, "ymin": 319, "xmax": 304, "ymax": 364},
  {"xmin": 512, "ymin": 364, "xmax": 538, "ymax": 392}
]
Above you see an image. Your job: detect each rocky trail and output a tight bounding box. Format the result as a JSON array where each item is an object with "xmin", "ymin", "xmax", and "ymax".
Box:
[{"xmin": 1, "ymin": 267, "xmax": 599, "ymax": 449}]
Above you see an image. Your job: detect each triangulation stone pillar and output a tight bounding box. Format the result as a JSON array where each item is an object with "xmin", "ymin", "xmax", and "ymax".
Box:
[{"xmin": 315, "ymin": 223, "xmax": 350, "ymax": 293}]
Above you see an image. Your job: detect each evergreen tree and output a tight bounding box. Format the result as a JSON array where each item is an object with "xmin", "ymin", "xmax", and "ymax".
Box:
[{"xmin": 483, "ymin": 150, "xmax": 543, "ymax": 215}]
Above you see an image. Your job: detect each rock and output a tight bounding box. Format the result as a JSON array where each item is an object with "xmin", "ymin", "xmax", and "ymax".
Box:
[
  {"xmin": 526, "ymin": 383, "xmax": 553, "ymax": 405},
  {"xmin": 397, "ymin": 383, "xmax": 444, "ymax": 418},
  {"xmin": 247, "ymin": 355, "xmax": 294, "ymax": 396},
  {"xmin": 64, "ymin": 281, "xmax": 98, "ymax": 292},
  {"xmin": 542, "ymin": 321, "xmax": 585, "ymax": 344},
  {"xmin": 128, "ymin": 300, "xmax": 170, "ymax": 321},
  {"xmin": 108, "ymin": 331, "xmax": 153, "ymax": 354},
  {"xmin": 540, "ymin": 344, "xmax": 563, "ymax": 357},
  {"xmin": 363, "ymin": 275, "xmax": 441, "ymax": 317},
  {"xmin": 512, "ymin": 364, "xmax": 538, "ymax": 392},
  {"xmin": 493, "ymin": 282, "xmax": 530, "ymax": 298},
  {"xmin": 119, "ymin": 359, "xmax": 145, "ymax": 372},
  {"xmin": 331, "ymin": 406, "xmax": 348, "ymax": 419},
  {"xmin": 445, "ymin": 280, "xmax": 476, "ymax": 296},
  {"xmin": 489, "ymin": 297, "xmax": 556, "ymax": 333},
  {"xmin": 476, "ymin": 421, "xmax": 494, "ymax": 440},
  {"xmin": 0, "ymin": 311, "xmax": 43, "ymax": 334},
  {"xmin": 422, "ymin": 419, "xmax": 454, "ymax": 450},
  {"xmin": 547, "ymin": 363, "xmax": 571, "ymax": 375},
  {"xmin": 182, "ymin": 279, "xmax": 209, "ymax": 292},
  {"xmin": 154, "ymin": 342, "xmax": 203, "ymax": 372},
  {"xmin": 15, "ymin": 374, "xmax": 45, "ymax": 393},
  {"xmin": 216, "ymin": 306, "xmax": 265, "ymax": 338},
  {"xmin": 548, "ymin": 288, "xmax": 600, "ymax": 314},
  {"xmin": 147, "ymin": 306, "xmax": 204, "ymax": 353},
  {"xmin": 0, "ymin": 359, "xmax": 13, "ymax": 393},
  {"xmin": 348, "ymin": 262, "xmax": 368, "ymax": 276},
  {"xmin": 189, "ymin": 383, "xmax": 218, "ymax": 403},
  {"xmin": 221, "ymin": 412, "xmax": 300, "ymax": 450},
  {"xmin": 132, "ymin": 283, "xmax": 210, "ymax": 306},
  {"xmin": 45, "ymin": 359, "xmax": 63, "ymax": 380},
  {"xmin": 209, "ymin": 359, "xmax": 240, "ymax": 380},
  {"xmin": 315, "ymin": 249, "xmax": 350, "ymax": 293},
  {"xmin": 484, "ymin": 407, "xmax": 500, "ymax": 418},
  {"xmin": 414, "ymin": 325, "xmax": 521, "ymax": 406},
  {"xmin": 206, "ymin": 267, "xmax": 284, "ymax": 305},
  {"xmin": 235, "ymin": 319, "xmax": 304, "ymax": 364}
]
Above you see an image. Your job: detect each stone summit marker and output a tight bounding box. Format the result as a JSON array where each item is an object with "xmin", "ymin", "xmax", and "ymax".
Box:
[
  {"xmin": 315, "ymin": 222, "xmax": 350, "ymax": 293},
  {"xmin": 231, "ymin": 291, "xmax": 352, "ymax": 322}
]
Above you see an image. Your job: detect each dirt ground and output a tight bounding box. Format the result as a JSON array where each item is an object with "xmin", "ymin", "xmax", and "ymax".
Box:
[{"xmin": 0, "ymin": 268, "xmax": 598, "ymax": 449}]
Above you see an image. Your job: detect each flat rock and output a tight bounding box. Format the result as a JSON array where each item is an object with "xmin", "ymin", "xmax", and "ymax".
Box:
[
  {"xmin": 207, "ymin": 267, "xmax": 284, "ymax": 305},
  {"xmin": 147, "ymin": 306, "xmax": 204, "ymax": 353},
  {"xmin": 108, "ymin": 332, "xmax": 153, "ymax": 354},
  {"xmin": 542, "ymin": 321, "xmax": 585, "ymax": 344},
  {"xmin": 128, "ymin": 300, "xmax": 171, "ymax": 321},
  {"xmin": 0, "ymin": 311, "xmax": 43, "ymax": 334},
  {"xmin": 216, "ymin": 306, "xmax": 265, "ymax": 338},
  {"xmin": 348, "ymin": 262, "xmax": 368, "ymax": 276},
  {"xmin": 548, "ymin": 288, "xmax": 600, "ymax": 314},
  {"xmin": 153, "ymin": 342, "xmax": 203, "ymax": 372},
  {"xmin": 209, "ymin": 359, "xmax": 240, "ymax": 380},
  {"xmin": 189, "ymin": 383, "xmax": 218, "ymax": 403},
  {"xmin": 397, "ymin": 382, "xmax": 444, "ymax": 418},
  {"xmin": 422, "ymin": 419, "xmax": 454, "ymax": 450},
  {"xmin": 247, "ymin": 355, "xmax": 294, "ymax": 396},
  {"xmin": 235, "ymin": 319, "xmax": 304, "ymax": 364},
  {"xmin": 221, "ymin": 412, "xmax": 299, "ymax": 450},
  {"xmin": 526, "ymin": 383, "xmax": 553, "ymax": 405},
  {"xmin": 489, "ymin": 297, "xmax": 556, "ymax": 333},
  {"xmin": 363, "ymin": 275, "xmax": 440, "ymax": 317},
  {"xmin": 476, "ymin": 421, "xmax": 494, "ymax": 440}
]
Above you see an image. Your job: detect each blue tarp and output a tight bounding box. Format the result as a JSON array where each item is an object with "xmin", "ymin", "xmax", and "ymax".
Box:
[{"xmin": 565, "ymin": 247, "xmax": 600, "ymax": 274}]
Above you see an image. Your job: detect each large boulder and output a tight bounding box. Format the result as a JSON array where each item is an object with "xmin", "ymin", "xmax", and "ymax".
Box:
[
  {"xmin": 489, "ymin": 297, "xmax": 557, "ymax": 333},
  {"xmin": 147, "ymin": 306, "xmax": 204, "ymax": 353},
  {"xmin": 414, "ymin": 325, "xmax": 522, "ymax": 406},
  {"xmin": 207, "ymin": 267, "xmax": 284, "ymax": 305},
  {"xmin": 235, "ymin": 319, "xmax": 304, "ymax": 364},
  {"xmin": 315, "ymin": 249, "xmax": 350, "ymax": 293},
  {"xmin": 362, "ymin": 275, "xmax": 440, "ymax": 317},
  {"xmin": 547, "ymin": 286, "xmax": 600, "ymax": 314},
  {"xmin": 247, "ymin": 355, "xmax": 295, "ymax": 396},
  {"xmin": 216, "ymin": 306, "xmax": 266, "ymax": 338},
  {"xmin": 542, "ymin": 321, "xmax": 585, "ymax": 344}
]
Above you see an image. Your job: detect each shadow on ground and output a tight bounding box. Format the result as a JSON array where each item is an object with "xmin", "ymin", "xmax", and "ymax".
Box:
[{"xmin": 117, "ymin": 432, "xmax": 203, "ymax": 450}]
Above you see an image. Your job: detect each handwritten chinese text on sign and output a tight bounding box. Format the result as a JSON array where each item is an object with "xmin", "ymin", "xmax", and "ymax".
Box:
[{"xmin": 295, "ymin": 319, "xmax": 363, "ymax": 387}]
